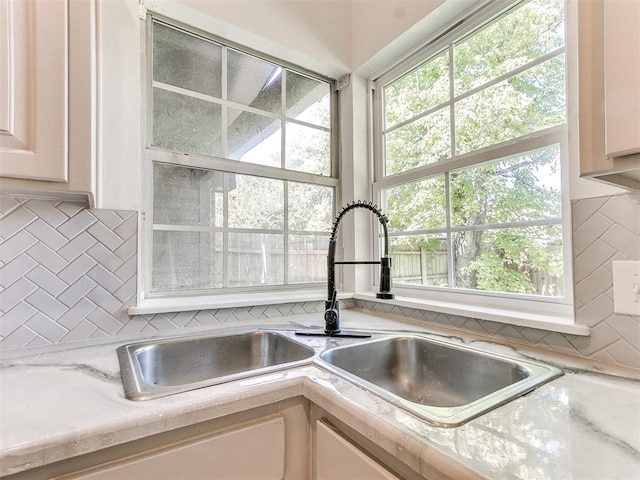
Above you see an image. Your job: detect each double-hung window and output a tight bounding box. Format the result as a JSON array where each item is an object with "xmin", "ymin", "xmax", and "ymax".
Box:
[
  {"xmin": 146, "ymin": 19, "xmax": 337, "ymax": 299},
  {"xmin": 373, "ymin": 0, "xmax": 572, "ymax": 313}
]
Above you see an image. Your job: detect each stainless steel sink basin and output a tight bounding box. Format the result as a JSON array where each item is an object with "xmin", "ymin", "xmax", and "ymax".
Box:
[
  {"xmin": 319, "ymin": 335, "xmax": 562, "ymax": 427},
  {"xmin": 118, "ymin": 331, "xmax": 315, "ymax": 400}
]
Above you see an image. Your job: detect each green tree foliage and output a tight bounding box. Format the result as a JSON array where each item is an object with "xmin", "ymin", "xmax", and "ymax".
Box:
[{"xmin": 383, "ymin": 0, "xmax": 565, "ymax": 297}]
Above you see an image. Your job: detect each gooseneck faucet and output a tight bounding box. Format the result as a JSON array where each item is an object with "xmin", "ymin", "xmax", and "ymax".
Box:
[{"xmin": 297, "ymin": 201, "xmax": 394, "ymax": 338}]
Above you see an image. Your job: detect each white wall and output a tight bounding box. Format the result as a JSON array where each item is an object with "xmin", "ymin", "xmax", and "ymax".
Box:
[
  {"xmin": 98, "ymin": 0, "xmax": 626, "ymax": 211},
  {"xmin": 177, "ymin": 0, "xmax": 352, "ymax": 77},
  {"xmin": 350, "ymin": 0, "xmax": 446, "ymax": 72},
  {"xmin": 99, "ymin": 0, "xmax": 142, "ymax": 211}
]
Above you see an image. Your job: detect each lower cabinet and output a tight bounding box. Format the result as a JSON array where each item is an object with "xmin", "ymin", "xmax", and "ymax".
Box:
[
  {"xmin": 315, "ymin": 420, "xmax": 400, "ymax": 480},
  {"xmin": 8, "ymin": 398, "xmax": 420, "ymax": 480},
  {"xmin": 63, "ymin": 416, "xmax": 285, "ymax": 480},
  {"xmin": 7, "ymin": 398, "xmax": 311, "ymax": 480}
]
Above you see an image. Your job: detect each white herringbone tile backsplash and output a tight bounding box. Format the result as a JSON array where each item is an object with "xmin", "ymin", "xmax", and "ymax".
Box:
[
  {"xmin": 0, "ymin": 198, "xmax": 138, "ymax": 348},
  {"xmin": 0, "ymin": 196, "xmax": 324, "ymax": 350},
  {"xmin": 1, "ymin": 193, "xmax": 638, "ymax": 372}
]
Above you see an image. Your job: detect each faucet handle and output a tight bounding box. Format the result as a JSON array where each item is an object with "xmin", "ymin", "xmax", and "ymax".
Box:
[{"xmin": 328, "ymin": 289, "xmax": 337, "ymax": 311}]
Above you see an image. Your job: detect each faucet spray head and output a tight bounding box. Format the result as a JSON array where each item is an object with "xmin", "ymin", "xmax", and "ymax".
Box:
[{"xmin": 377, "ymin": 255, "xmax": 394, "ymax": 299}]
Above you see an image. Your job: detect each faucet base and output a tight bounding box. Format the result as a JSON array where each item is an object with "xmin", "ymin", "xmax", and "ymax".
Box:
[
  {"xmin": 295, "ymin": 329, "xmax": 372, "ymax": 338},
  {"xmin": 376, "ymin": 292, "xmax": 395, "ymax": 299}
]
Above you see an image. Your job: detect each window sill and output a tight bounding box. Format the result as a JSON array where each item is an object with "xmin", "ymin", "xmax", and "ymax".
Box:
[
  {"xmin": 128, "ymin": 289, "xmax": 330, "ymax": 315},
  {"xmin": 128, "ymin": 289, "xmax": 589, "ymax": 337},
  {"xmin": 353, "ymin": 292, "xmax": 590, "ymax": 336}
]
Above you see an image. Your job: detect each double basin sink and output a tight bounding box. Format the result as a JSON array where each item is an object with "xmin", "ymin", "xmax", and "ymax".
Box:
[{"xmin": 117, "ymin": 330, "xmax": 561, "ymax": 427}]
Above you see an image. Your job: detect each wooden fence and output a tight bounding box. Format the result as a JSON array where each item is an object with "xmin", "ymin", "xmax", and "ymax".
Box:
[
  {"xmin": 222, "ymin": 247, "xmax": 562, "ymax": 295},
  {"xmin": 391, "ymin": 249, "xmax": 448, "ymax": 286},
  {"xmin": 391, "ymin": 249, "xmax": 563, "ymax": 295}
]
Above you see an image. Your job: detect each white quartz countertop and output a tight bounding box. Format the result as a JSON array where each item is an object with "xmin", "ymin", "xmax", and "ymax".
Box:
[{"xmin": 1, "ymin": 311, "xmax": 639, "ymax": 479}]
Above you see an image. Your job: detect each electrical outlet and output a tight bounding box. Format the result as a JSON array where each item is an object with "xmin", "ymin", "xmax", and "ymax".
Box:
[{"xmin": 612, "ymin": 261, "xmax": 640, "ymax": 315}]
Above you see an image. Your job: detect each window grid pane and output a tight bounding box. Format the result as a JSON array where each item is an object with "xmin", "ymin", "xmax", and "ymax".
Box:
[
  {"xmin": 384, "ymin": 50, "xmax": 450, "ymax": 129},
  {"xmin": 383, "ymin": 0, "xmax": 566, "ymax": 176},
  {"xmin": 150, "ymin": 19, "xmax": 335, "ymax": 294},
  {"xmin": 454, "ymin": 0, "xmax": 565, "ymax": 96},
  {"xmin": 151, "ymin": 163, "xmax": 330, "ymax": 292},
  {"xmin": 151, "ymin": 19, "xmax": 333, "ymax": 176},
  {"xmin": 378, "ymin": 0, "xmax": 567, "ymax": 299}
]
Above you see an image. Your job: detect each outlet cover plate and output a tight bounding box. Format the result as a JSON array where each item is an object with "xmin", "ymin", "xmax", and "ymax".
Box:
[{"xmin": 612, "ymin": 261, "xmax": 640, "ymax": 315}]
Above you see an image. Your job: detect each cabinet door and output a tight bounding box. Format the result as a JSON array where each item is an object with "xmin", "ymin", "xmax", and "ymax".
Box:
[
  {"xmin": 604, "ymin": 0, "xmax": 640, "ymax": 158},
  {"xmin": 0, "ymin": 0, "xmax": 68, "ymax": 182},
  {"xmin": 316, "ymin": 421, "xmax": 400, "ymax": 480},
  {"xmin": 65, "ymin": 416, "xmax": 285, "ymax": 480}
]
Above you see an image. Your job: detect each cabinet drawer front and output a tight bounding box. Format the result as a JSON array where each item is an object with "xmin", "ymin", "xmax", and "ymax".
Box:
[
  {"xmin": 316, "ymin": 421, "xmax": 400, "ymax": 480},
  {"xmin": 63, "ymin": 416, "xmax": 285, "ymax": 480}
]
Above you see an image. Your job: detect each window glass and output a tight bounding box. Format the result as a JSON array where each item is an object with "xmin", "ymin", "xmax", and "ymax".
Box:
[
  {"xmin": 285, "ymin": 122, "xmax": 331, "ymax": 176},
  {"xmin": 384, "ymin": 51, "xmax": 449, "ymax": 129},
  {"xmin": 389, "ymin": 235, "xmax": 449, "ymax": 288},
  {"xmin": 455, "ymin": 56, "xmax": 566, "ymax": 155},
  {"xmin": 149, "ymin": 20, "xmax": 335, "ymax": 294},
  {"xmin": 289, "ymin": 234, "xmax": 329, "ymax": 283},
  {"xmin": 452, "ymin": 225, "xmax": 564, "ymax": 296},
  {"xmin": 288, "ymin": 183, "xmax": 333, "ymax": 232},
  {"xmin": 152, "ymin": 88, "xmax": 222, "ymax": 157},
  {"xmin": 227, "ymin": 108, "xmax": 281, "ymax": 166},
  {"xmin": 151, "ymin": 162, "xmax": 332, "ymax": 292},
  {"xmin": 384, "ymin": 176, "xmax": 447, "ymax": 231},
  {"xmin": 153, "ymin": 23, "xmax": 222, "ymax": 97},
  {"xmin": 377, "ymin": 0, "xmax": 567, "ymax": 299},
  {"xmin": 151, "ymin": 20, "xmax": 332, "ymax": 175},
  {"xmin": 227, "ymin": 233, "xmax": 284, "ymax": 287},
  {"xmin": 227, "ymin": 49, "xmax": 282, "ymax": 114},
  {"xmin": 153, "ymin": 164, "xmax": 223, "ymax": 226},
  {"xmin": 450, "ymin": 146, "xmax": 562, "ymax": 226},
  {"xmin": 286, "ymin": 71, "xmax": 331, "ymax": 128},
  {"xmin": 228, "ymin": 175, "xmax": 284, "ymax": 230},
  {"xmin": 385, "ymin": 108, "xmax": 450, "ymax": 175},
  {"xmin": 152, "ymin": 231, "xmax": 222, "ymax": 291},
  {"xmin": 454, "ymin": 0, "xmax": 565, "ymax": 96}
]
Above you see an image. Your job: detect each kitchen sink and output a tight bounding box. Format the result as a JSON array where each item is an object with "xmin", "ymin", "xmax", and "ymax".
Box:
[
  {"xmin": 118, "ymin": 329, "xmax": 561, "ymax": 427},
  {"xmin": 118, "ymin": 331, "xmax": 315, "ymax": 400},
  {"xmin": 318, "ymin": 335, "xmax": 562, "ymax": 427}
]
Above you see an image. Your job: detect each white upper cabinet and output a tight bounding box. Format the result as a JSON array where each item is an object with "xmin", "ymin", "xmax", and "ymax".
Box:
[
  {"xmin": 0, "ymin": 0, "xmax": 96, "ymax": 204},
  {"xmin": 604, "ymin": 0, "xmax": 640, "ymax": 158},
  {"xmin": 0, "ymin": 0, "xmax": 67, "ymax": 181},
  {"xmin": 579, "ymin": 0, "xmax": 640, "ymax": 190}
]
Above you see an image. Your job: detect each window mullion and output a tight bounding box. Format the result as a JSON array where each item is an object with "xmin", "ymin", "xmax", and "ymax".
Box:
[
  {"xmin": 282, "ymin": 70, "xmax": 287, "ymax": 170},
  {"xmin": 444, "ymin": 172, "xmax": 455, "ymax": 288},
  {"xmin": 221, "ymin": 47, "xmax": 228, "ymax": 158},
  {"xmin": 446, "ymin": 44, "xmax": 456, "ymax": 289},
  {"xmin": 222, "ymin": 173, "xmax": 230, "ymax": 288},
  {"xmin": 373, "ymin": 126, "xmax": 565, "ymax": 190},
  {"xmin": 448, "ymin": 43, "xmax": 456, "ymax": 160},
  {"xmin": 284, "ymin": 182, "xmax": 289, "ymax": 285}
]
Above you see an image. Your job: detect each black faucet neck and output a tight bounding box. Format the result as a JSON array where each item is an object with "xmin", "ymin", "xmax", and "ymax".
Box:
[
  {"xmin": 325, "ymin": 201, "xmax": 394, "ymax": 334},
  {"xmin": 330, "ymin": 201, "xmax": 390, "ymax": 257}
]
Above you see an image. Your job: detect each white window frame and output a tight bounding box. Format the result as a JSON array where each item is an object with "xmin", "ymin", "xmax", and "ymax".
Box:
[
  {"xmin": 132, "ymin": 13, "xmax": 339, "ymax": 314},
  {"xmin": 368, "ymin": 0, "xmax": 585, "ymax": 334}
]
